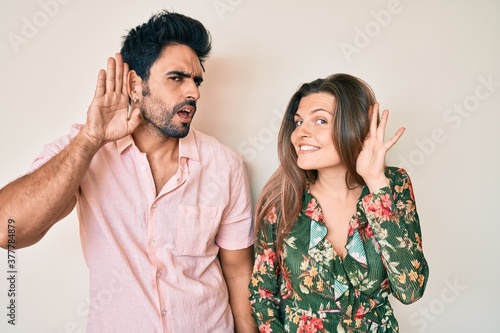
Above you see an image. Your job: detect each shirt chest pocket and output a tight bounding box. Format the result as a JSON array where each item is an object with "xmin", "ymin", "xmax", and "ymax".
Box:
[{"xmin": 175, "ymin": 206, "xmax": 222, "ymax": 256}]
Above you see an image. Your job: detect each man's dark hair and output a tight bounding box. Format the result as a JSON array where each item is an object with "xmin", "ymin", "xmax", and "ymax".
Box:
[{"xmin": 121, "ymin": 10, "xmax": 212, "ymax": 81}]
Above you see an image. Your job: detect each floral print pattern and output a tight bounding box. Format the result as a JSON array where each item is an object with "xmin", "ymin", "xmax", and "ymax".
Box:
[{"xmin": 249, "ymin": 167, "xmax": 429, "ymax": 332}]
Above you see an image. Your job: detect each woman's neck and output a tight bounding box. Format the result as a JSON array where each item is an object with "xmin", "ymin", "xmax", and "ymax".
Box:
[{"xmin": 311, "ymin": 168, "xmax": 361, "ymax": 201}]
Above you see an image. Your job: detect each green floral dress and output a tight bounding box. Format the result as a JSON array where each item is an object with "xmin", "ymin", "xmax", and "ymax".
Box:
[{"xmin": 249, "ymin": 167, "xmax": 429, "ymax": 333}]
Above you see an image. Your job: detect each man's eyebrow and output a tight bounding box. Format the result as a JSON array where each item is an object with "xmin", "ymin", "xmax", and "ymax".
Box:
[
  {"xmin": 166, "ymin": 71, "xmax": 203, "ymax": 84},
  {"xmin": 167, "ymin": 70, "xmax": 191, "ymax": 78}
]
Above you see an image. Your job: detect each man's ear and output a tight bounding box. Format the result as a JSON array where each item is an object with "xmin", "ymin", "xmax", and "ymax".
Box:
[{"xmin": 127, "ymin": 70, "xmax": 143, "ymax": 101}]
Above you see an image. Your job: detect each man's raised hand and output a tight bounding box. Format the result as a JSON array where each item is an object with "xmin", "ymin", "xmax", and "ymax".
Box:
[{"xmin": 83, "ymin": 53, "xmax": 141, "ymax": 147}]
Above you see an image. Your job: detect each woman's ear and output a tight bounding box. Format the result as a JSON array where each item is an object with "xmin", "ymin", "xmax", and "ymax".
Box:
[{"xmin": 127, "ymin": 70, "xmax": 143, "ymax": 102}]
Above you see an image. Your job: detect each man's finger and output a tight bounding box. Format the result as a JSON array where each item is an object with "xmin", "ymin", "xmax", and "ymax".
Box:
[
  {"xmin": 94, "ymin": 69, "xmax": 106, "ymax": 98},
  {"xmin": 127, "ymin": 108, "xmax": 143, "ymax": 131},
  {"xmin": 105, "ymin": 57, "xmax": 116, "ymax": 93},
  {"xmin": 115, "ymin": 53, "xmax": 123, "ymax": 94},
  {"xmin": 122, "ymin": 62, "xmax": 130, "ymax": 96}
]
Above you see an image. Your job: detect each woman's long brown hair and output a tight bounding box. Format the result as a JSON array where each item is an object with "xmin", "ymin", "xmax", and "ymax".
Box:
[{"xmin": 255, "ymin": 73, "xmax": 378, "ymax": 261}]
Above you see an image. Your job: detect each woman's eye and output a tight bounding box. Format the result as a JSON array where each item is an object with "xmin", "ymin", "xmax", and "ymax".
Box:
[
  {"xmin": 316, "ymin": 119, "xmax": 327, "ymax": 125},
  {"xmin": 295, "ymin": 120, "xmax": 303, "ymax": 126}
]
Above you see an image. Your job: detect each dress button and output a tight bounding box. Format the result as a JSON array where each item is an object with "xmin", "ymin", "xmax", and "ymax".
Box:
[
  {"xmin": 141, "ymin": 165, "xmax": 147, "ymax": 171},
  {"xmin": 157, "ymin": 271, "xmax": 162, "ymax": 278},
  {"xmin": 161, "ymin": 309, "xmax": 167, "ymax": 316}
]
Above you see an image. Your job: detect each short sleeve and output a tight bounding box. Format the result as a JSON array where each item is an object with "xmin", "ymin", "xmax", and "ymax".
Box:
[
  {"xmin": 29, "ymin": 124, "xmax": 82, "ymax": 172},
  {"xmin": 215, "ymin": 157, "xmax": 254, "ymax": 250}
]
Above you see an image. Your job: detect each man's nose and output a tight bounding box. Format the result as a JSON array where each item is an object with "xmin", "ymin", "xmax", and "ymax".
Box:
[{"xmin": 185, "ymin": 80, "xmax": 200, "ymax": 100}]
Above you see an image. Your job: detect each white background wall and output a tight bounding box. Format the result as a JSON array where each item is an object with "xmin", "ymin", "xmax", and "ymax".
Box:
[{"xmin": 1, "ymin": 0, "xmax": 499, "ymax": 332}]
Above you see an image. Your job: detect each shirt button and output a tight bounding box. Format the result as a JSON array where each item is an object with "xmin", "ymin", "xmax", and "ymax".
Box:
[
  {"xmin": 156, "ymin": 271, "xmax": 162, "ymax": 278},
  {"xmin": 151, "ymin": 239, "xmax": 156, "ymax": 245},
  {"xmin": 152, "ymin": 204, "xmax": 157, "ymax": 209},
  {"xmin": 161, "ymin": 309, "xmax": 167, "ymax": 316},
  {"xmin": 141, "ymin": 165, "xmax": 147, "ymax": 171}
]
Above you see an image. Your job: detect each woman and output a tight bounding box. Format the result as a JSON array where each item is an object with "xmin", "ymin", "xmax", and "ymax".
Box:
[{"xmin": 249, "ymin": 74, "xmax": 429, "ymax": 332}]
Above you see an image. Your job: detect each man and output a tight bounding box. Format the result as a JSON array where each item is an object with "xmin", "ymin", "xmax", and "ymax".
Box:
[{"xmin": 0, "ymin": 11, "xmax": 256, "ymax": 333}]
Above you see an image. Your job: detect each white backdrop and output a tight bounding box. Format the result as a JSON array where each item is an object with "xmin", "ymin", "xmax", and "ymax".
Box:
[{"xmin": 1, "ymin": 0, "xmax": 499, "ymax": 332}]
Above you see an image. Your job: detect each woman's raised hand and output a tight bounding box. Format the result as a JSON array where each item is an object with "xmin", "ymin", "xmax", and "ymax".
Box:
[{"xmin": 356, "ymin": 103, "xmax": 405, "ymax": 192}]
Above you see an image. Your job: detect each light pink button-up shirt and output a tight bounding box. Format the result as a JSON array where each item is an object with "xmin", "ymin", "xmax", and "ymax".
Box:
[{"xmin": 31, "ymin": 125, "xmax": 254, "ymax": 332}]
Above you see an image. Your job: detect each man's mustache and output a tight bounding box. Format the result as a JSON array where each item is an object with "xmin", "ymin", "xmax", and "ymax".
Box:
[{"xmin": 173, "ymin": 99, "xmax": 197, "ymax": 113}]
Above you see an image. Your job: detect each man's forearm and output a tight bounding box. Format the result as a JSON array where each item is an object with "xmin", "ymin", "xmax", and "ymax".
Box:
[
  {"xmin": 0, "ymin": 130, "xmax": 101, "ymax": 248},
  {"xmin": 226, "ymin": 274, "xmax": 258, "ymax": 333},
  {"xmin": 220, "ymin": 246, "xmax": 258, "ymax": 332}
]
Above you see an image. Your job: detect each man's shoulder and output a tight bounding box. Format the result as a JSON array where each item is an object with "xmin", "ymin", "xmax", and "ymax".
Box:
[
  {"xmin": 51, "ymin": 123, "xmax": 84, "ymax": 146},
  {"xmin": 191, "ymin": 128, "xmax": 222, "ymax": 145},
  {"xmin": 191, "ymin": 128, "xmax": 244, "ymax": 164}
]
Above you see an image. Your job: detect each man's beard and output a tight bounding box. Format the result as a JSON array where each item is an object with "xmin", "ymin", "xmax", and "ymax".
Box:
[{"xmin": 140, "ymin": 94, "xmax": 197, "ymax": 139}]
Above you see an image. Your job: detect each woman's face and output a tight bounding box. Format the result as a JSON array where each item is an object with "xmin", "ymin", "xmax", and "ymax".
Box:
[{"xmin": 291, "ymin": 92, "xmax": 342, "ymax": 172}]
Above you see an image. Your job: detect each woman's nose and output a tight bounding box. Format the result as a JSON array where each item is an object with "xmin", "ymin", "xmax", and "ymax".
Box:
[{"xmin": 296, "ymin": 123, "xmax": 311, "ymax": 138}]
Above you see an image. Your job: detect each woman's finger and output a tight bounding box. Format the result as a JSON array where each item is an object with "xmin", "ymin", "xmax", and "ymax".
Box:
[
  {"xmin": 384, "ymin": 127, "xmax": 405, "ymax": 151},
  {"xmin": 376, "ymin": 109, "xmax": 390, "ymax": 139},
  {"xmin": 369, "ymin": 103, "xmax": 379, "ymax": 136}
]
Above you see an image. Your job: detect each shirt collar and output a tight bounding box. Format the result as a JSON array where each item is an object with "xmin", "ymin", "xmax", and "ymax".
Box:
[
  {"xmin": 116, "ymin": 135, "xmax": 134, "ymax": 154},
  {"xmin": 115, "ymin": 128, "xmax": 200, "ymax": 162},
  {"xmin": 179, "ymin": 128, "xmax": 200, "ymax": 162}
]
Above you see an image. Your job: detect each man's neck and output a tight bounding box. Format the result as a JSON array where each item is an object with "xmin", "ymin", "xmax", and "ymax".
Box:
[
  {"xmin": 132, "ymin": 123, "xmax": 180, "ymax": 158},
  {"xmin": 132, "ymin": 123, "xmax": 181, "ymax": 195}
]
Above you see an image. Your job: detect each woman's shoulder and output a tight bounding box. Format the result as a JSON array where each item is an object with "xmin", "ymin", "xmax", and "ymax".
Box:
[
  {"xmin": 384, "ymin": 166, "xmax": 413, "ymax": 188},
  {"xmin": 384, "ymin": 166, "xmax": 416, "ymax": 199},
  {"xmin": 384, "ymin": 166, "xmax": 410, "ymax": 180}
]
